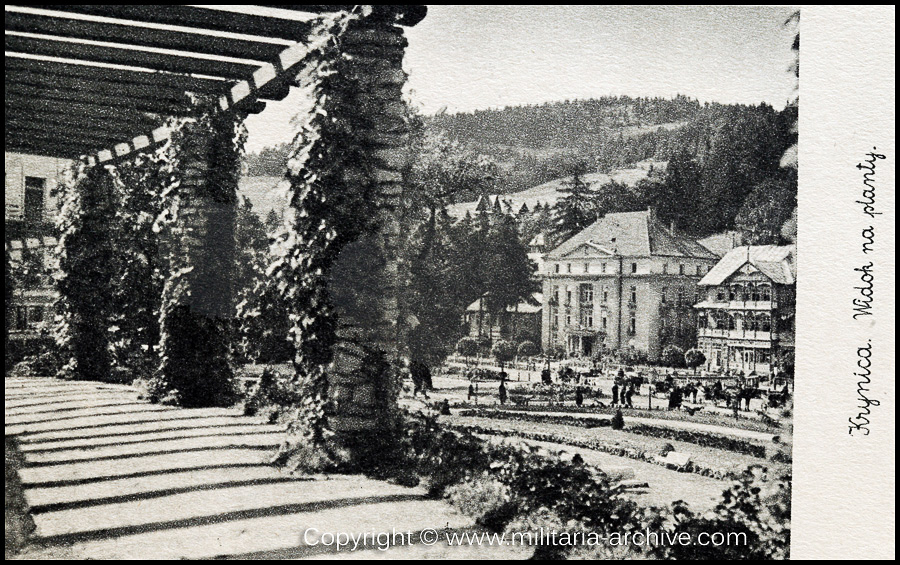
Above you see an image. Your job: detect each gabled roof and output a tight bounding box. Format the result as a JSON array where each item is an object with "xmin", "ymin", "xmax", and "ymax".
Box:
[
  {"xmin": 546, "ymin": 209, "xmax": 719, "ymax": 260},
  {"xmin": 466, "ymin": 292, "xmax": 543, "ymax": 314},
  {"xmin": 698, "ymin": 245, "xmax": 796, "ymax": 286}
]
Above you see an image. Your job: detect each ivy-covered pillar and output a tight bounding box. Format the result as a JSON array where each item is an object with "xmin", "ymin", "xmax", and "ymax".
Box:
[
  {"xmin": 56, "ymin": 164, "xmax": 119, "ymax": 381},
  {"xmin": 272, "ymin": 8, "xmax": 424, "ymax": 467},
  {"xmin": 153, "ymin": 116, "xmax": 243, "ymax": 407},
  {"xmin": 324, "ymin": 14, "xmax": 412, "ymax": 447}
]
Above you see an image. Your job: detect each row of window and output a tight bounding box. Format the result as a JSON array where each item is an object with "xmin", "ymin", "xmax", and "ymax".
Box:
[
  {"xmin": 704, "ymin": 346, "xmax": 772, "ymax": 366},
  {"xmin": 713, "ymin": 283, "xmax": 773, "ymax": 302},
  {"xmin": 553, "ymin": 284, "xmax": 637, "ymax": 306},
  {"xmin": 552, "ymin": 261, "xmax": 711, "ymax": 276},
  {"xmin": 699, "ymin": 312, "xmax": 773, "ymax": 332},
  {"xmin": 551, "ymin": 312, "xmax": 637, "ymax": 334}
]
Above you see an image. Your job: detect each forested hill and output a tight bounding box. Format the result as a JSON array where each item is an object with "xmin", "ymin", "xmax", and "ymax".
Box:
[
  {"xmin": 243, "ymin": 95, "xmax": 797, "ymax": 242},
  {"xmin": 425, "ymin": 94, "xmax": 701, "ymax": 152}
]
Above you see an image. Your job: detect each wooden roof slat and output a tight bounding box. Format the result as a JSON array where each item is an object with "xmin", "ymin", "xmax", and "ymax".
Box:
[
  {"xmin": 6, "ymin": 82, "xmax": 194, "ymax": 116},
  {"xmin": 6, "ymin": 34, "xmax": 263, "ymax": 82},
  {"xmin": 5, "ymin": 10, "xmax": 292, "ymax": 64},
  {"xmin": 7, "ymin": 124, "xmax": 127, "ymax": 147},
  {"xmin": 27, "ymin": 5, "xmax": 317, "ymax": 41},
  {"xmin": 7, "ymin": 140, "xmax": 93, "ymax": 159},
  {"xmin": 5, "ymin": 55, "xmax": 232, "ymax": 95},
  {"xmin": 6, "ymin": 94, "xmax": 166, "ymax": 125},
  {"xmin": 7, "ymin": 114, "xmax": 148, "ymax": 139},
  {"xmin": 8, "ymin": 69, "xmax": 206, "ymax": 104}
]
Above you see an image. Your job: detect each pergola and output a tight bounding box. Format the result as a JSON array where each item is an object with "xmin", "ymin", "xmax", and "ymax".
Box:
[
  {"xmin": 5, "ymin": 5, "xmax": 426, "ymax": 458},
  {"xmin": 5, "ymin": 5, "xmax": 424, "ymax": 161}
]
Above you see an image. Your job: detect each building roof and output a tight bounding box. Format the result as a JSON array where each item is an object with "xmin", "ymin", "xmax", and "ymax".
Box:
[
  {"xmin": 698, "ymin": 245, "xmax": 796, "ymax": 286},
  {"xmin": 546, "ymin": 209, "xmax": 719, "ymax": 260},
  {"xmin": 466, "ymin": 292, "xmax": 543, "ymax": 314}
]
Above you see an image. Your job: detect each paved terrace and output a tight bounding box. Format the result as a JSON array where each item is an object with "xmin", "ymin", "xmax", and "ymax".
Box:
[{"xmin": 5, "ymin": 377, "xmax": 527, "ymax": 559}]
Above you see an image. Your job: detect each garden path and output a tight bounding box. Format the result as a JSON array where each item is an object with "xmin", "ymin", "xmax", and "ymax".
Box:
[{"xmin": 5, "ymin": 377, "xmax": 527, "ymax": 559}]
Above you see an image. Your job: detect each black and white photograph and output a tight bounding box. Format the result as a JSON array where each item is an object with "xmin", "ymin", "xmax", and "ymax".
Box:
[{"xmin": 4, "ymin": 5, "xmax": 894, "ymax": 560}]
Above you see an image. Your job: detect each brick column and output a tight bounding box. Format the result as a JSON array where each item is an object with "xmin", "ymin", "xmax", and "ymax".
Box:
[
  {"xmin": 157, "ymin": 117, "xmax": 239, "ymax": 407},
  {"xmin": 326, "ymin": 17, "xmax": 411, "ymax": 445}
]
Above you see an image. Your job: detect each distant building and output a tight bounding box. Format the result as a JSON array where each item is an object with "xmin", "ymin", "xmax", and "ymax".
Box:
[
  {"xmin": 5, "ymin": 152, "xmax": 66, "ymax": 347},
  {"xmin": 694, "ymin": 245, "xmax": 796, "ymax": 377},
  {"xmin": 465, "ymin": 293, "xmax": 543, "ymax": 344},
  {"xmin": 5, "ymin": 152, "xmax": 68, "ymax": 237},
  {"xmin": 7, "ymin": 236, "xmax": 59, "ymax": 340},
  {"xmin": 541, "ymin": 209, "xmax": 719, "ymax": 359}
]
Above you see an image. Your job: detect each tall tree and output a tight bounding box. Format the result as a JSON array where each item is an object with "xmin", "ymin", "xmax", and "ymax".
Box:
[
  {"xmin": 552, "ymin": 163, "xmax": 597, "ymax": 243},
  {"xmin": 482, "ymin": 214, "xmax": 538, "ymax": 323}
]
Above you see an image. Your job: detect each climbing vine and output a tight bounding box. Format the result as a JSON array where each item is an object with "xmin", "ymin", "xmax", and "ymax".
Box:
[
  {"xmin": 54, "ymin": 162, "xmax": 119, "ymax": 381},
  {"xmin": 265, "ymin": 8, "xmax": 388, "ymax": 446},
  {"xmin": 148, "ymin": 113, "xmax": 246, "ymax": 407}
]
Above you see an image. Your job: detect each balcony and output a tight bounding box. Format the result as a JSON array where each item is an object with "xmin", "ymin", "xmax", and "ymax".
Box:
[{"xmin": 698, "ymin": 327, "xmax": 774, "ymax": 341}]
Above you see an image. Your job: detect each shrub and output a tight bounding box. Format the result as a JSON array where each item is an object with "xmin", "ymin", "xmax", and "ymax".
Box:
[
  {"xmin": 517, "ymin": 340, "xmax": 539, "ymax": 358},
  {"xmin": 445, "ymin": 476, "xmax": 518, "ymax": 532},
  {"xmin": 611, "ymin": 409, "xmax": 625, "ymax": 430},
  {"xmin": 659, "ymin": 442, "xmax": 676, "ymax": 457},
  {"xmin": 491, "ymin": 339, "xmax": 517, "ymax": 369},
  {"xmin": 684, "ymin": 347, "xmax": 706, "ymax": 372},
  {"xmin": 456, "ymin": 336, "xmax": 480, "ymax": 364},
  {"xmin": 661, "ymin": 344, "xmax": 686, "ymax": 368},
  {"xmin": 241, "ymin": 367, "xmax": 303, "ymax": 422}
]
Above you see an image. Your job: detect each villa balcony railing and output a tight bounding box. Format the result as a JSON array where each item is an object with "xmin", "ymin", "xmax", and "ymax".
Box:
[{"xmin": 698, "ymin": 327, "xmax": 774, "ymax": 341}]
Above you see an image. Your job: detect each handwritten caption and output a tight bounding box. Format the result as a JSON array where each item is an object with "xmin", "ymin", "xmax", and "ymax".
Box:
[{"xmin": 848, "ymin": 149, "xmax": 884, "ymax": 436}]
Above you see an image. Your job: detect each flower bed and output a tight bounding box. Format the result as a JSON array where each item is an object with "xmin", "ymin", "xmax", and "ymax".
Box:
[
  {"xmin": 451, "ymin": 422, "xmax": 745, "ymax": 481},
  {"xmin": 626, "ymin": 423, "xmax": 767, "ymax": 458},
  {"xmin": 457, "ymin": 409, "xmax": 768, "ymax": 458},
  {"xmin": 456, "ymin": 401, "xmax": 781, "ymax": 434}
]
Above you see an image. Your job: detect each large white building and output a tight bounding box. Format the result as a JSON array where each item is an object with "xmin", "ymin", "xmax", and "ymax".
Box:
[{"xmin": 540, "ymin": 209, "xmax": 720, "ymax": 360}]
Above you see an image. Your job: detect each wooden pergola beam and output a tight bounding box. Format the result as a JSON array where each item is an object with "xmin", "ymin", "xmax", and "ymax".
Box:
[
  {"xmin": 6, "ymin": 94, "xmax": 167, "ymax": 125},
  {"xmin": 26, "ymin": 5, "xmax": 318, "ymax": 41},
  {"xmin": 7, "ymin": 124, "xmax": 128, "ymax": 148},
  {"xmin": 7, "ymin": 82, "xmax": 195, "ymax": 116},
  {"xmin": 5, "ymin": 9, "xmax": 293, "ymax": 63},
  {"xmin": 6, "ymin": 55, "xmax": 231, "ymax": 95},
  {"xmin": 6, "ymin": 34, "xmax": 263, "ymax": 82},
  {"xmin": 7, "ymin": 114, "xmax": 150, "ymax": 139}
]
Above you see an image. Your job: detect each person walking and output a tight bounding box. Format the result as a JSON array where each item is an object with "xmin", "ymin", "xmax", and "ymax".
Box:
[
  {"xmin": 498, "ymin": 381, "xmax": 508, "ymax": 405},
  {"xmin": 624, "ymin": 386, "xmax": 634, "ymax": 408},
  {"xmin": 612, "ymin": 382, "xmax": 619, "ymax": 405},
  {"xmin": 575, "ymin": 387, "xmax": 584, "ymax": 407},
  {"xmin": 468, "ymin": 383, "xmax": 475, "ymax": 402}
]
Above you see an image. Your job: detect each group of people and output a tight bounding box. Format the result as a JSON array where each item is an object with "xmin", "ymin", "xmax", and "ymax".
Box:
[{"xmin": 610, "ymin": 382, "xmax": 637, "ymax": 408}]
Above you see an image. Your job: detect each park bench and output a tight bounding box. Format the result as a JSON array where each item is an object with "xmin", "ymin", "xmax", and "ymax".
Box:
[
  {"xmin": 510, "ymin": 394, "xmax": 533, "ymax": 406},
  {"xmin": 654, "ymin": 451, "xmax": 692, "ymax": 471},
  {"xmin": 618, "ymin": 479, "xmax": 650, "ymax": 493}
]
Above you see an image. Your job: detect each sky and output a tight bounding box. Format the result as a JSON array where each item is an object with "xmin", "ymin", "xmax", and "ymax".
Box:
[{"xmin": 244, "ymin": 5, "xmax": 797, "ymax": 152}]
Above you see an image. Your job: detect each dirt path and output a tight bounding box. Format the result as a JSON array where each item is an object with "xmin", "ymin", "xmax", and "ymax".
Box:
[{"xmin": 5, "ymin": 377, "xmax": 526, "ymax": 560}]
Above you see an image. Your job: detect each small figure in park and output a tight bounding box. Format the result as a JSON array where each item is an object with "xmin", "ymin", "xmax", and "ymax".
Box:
[
  {"xmin": 468, "ymin": 383, "xmax": 475, "ymax": 401},
  {"xmin": 410, "ymin": 360, "xmax": 431, "ymax": 399},
  {"xmin": 624, "ymin": 386, "xmax": 634, "ymax": 408},
  {"xmin": 498, "ymin": 381, "xmax": 507, "ymax": 405},
  {"xmin": 612, "ymin": 383, "xmax": 619, "ymax": 405},
  {"xmin": 440, "ymin": 398, "xmax": 451, "ymax": 416},
  {"xmin": 575, "ymin": 387, "xmax": 584, "ymax": 407},
  {"xmin": 541, "ymin": 368, "xmax": 552, "ymax": 385}
]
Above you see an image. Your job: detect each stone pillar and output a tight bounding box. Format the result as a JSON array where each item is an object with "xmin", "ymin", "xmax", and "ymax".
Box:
[
  {"xmin": 157, "ymin": 117, "xmax": 240, "ymax": 407},
  {"xmin": 325, "ymin": 17, "xmax": 411, "ymax": 445}
]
